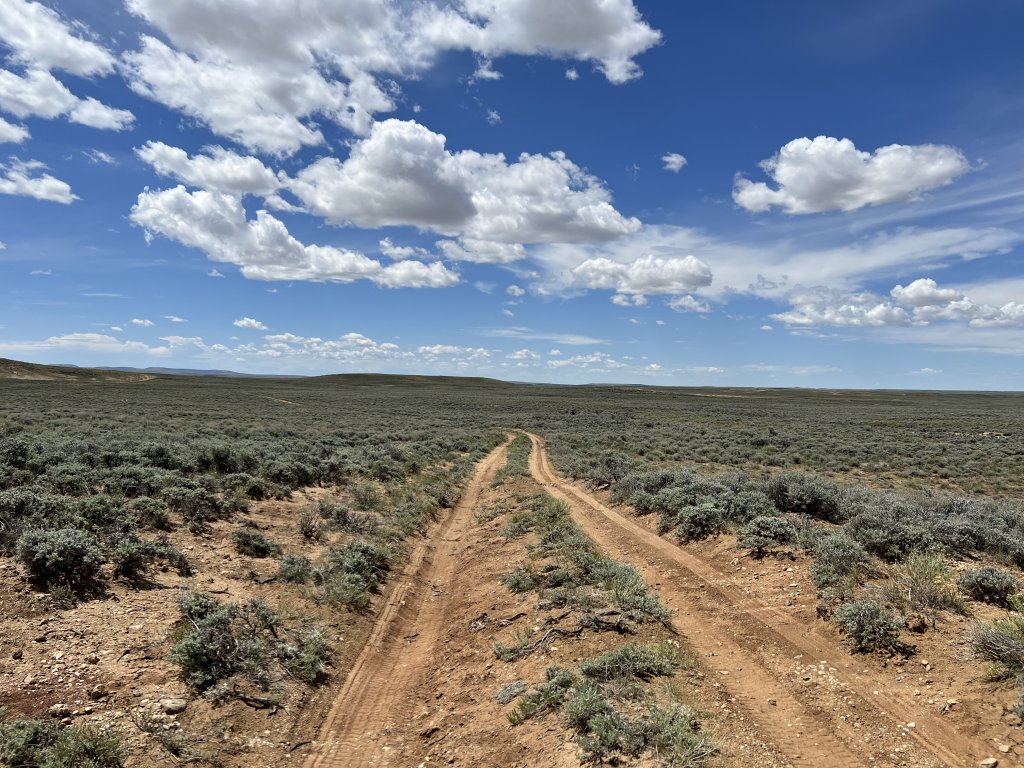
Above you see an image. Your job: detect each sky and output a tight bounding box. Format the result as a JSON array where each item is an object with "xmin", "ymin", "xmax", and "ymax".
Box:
[{"xmin": 1, "ymin": 0, "xmax": 1023, "ymax": 389}]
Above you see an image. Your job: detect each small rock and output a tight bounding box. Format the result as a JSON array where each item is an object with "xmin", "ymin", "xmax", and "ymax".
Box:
[
  {"xmin": 979, "ymin": 758, "xmax": 998, "ymax": 768},
  {"xmin": 89, "ymin": 684, "xmax": 108, "ymax": 700},
  {"xmin": 159, "ymin": 698, "xmax": 188, "ymax": 715},
  {"xmin": 48, "ymin": 704, "xmax": 72, "ymax": 719},
  {"xmin": 11, "ymin": 649, "xmax": 23, "ymax": 660},
  {"xmin": 998, "ymin": 743, "xmax": 1010, "ymax": 753},
  {"xmin": 767, "ymin": 699, "xmax": 777, "ymax": 706},
  {"xmin": 85, "ymin": 653, "xmax": 99, "ymax": 664}
]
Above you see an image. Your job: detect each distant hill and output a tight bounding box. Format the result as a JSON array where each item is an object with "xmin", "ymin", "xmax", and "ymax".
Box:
[
  {"xmin": 100, "ymin": 366, "xmax": 278, "ymax": 378},
  {"xmin": 0, "ymin": 358, "xmax": 154, "ymax": 382},
  {"xmin": 309, "ymin": 372, "xmax": 509, "ymax": 387}
]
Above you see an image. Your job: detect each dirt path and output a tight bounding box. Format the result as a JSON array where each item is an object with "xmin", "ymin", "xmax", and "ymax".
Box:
[
  {"xmin": 302, "ymin": 441, "xmax": 509, "ymax": 768},
  {"xmin": 526, "ymin": 432, "xmax": 986, "ymax": 768}
]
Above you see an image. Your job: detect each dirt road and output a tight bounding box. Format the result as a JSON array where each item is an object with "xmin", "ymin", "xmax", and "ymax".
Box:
[
  {"xmin": 302, "ymin": 441, "xmax": 509, "ymax": 768},
  {"xmin": 526, "ymin": 432, "xmax": 985, "ymax": 768}
]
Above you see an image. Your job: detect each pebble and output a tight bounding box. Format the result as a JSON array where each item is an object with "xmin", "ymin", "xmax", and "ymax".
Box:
[{"xmin": 48, "ymin": 704, "xmax": 71, "ymax": 719}]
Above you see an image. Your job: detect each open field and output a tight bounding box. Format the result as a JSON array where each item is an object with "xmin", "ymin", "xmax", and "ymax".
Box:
[{"xmin": 2, "ymin": 361, "xmax": 1024, "ymax": 767}]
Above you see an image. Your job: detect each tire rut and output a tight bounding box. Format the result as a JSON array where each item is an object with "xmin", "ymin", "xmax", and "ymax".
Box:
[
  {"xmin": 526, "ymin": 432, "xmax": 980, "ymax": 768},
  {"xmin": 303, "ymin": 441, "xmax": 509, "ymax": 768}
]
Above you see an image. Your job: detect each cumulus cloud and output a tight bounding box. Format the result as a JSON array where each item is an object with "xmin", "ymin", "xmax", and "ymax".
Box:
[
  {"xmin": 123, "ymin": 0, "xmax": 659, "ymax": 155},
  {"xmin": 0, "ymin": 115, "xmax": 27, "ymax": 143},
  {"xmin": 289, "ymin": 119, "xmax": 639, "ymax": 247},
  {"xmin": 667, "ymin": 295, "xmax": 710, "ymax": 313},
  {"xmin": 733, "ymin": 136, "xmax": 970, "ymax": 214},
  {"xmin": 547, "ymin": 351, "xmax": 626, "ymax": 370},
  {"xmin": 233, "ymin": 317, "xmax": 268, "ymax": 331},
  {"xmin": 774, "ymin": 278, "xmax": 1024, "ymax": 330},
  {"xmin": 0, "ymin": 0, "xmax": 115, "ymax": 76},
  {"xmin": 130, "ymin": 185, "xmax": 459, "ymax": 287},
  {"xmin": 0, "ymin": 2, "xmax": 132, "ymax": 131},
  {"xmin": 136, "ymin": 141, "xmax": 282, "ymax": 197},
  {"xmin": 0, "ymin": 158, "xmax": 76, "ymax": 203},
  {"xmin": 0, "ymin": 68, "xmax": 133, "ymax": 129},
  {"xmin": 506, "ymin": 284, "xmax": 525, "ymax": 297},
  {"xmin": 417, "ymin": 0, "xmax": 661, "ymax": 84},
  {"xmin": 506, "ymin": 348, "xmax": 539, "ymax": 361},
  {"xmin": 661, "ymin": 152, "xmax": 686, "ymax": 172},
  {"xmin": 379, "ymin": 237, "xmax": 427, "ymax": 260},
  {"xmin": 164, "ymin": 315, "xmax": 187, "ymax": 323},
  {"xmin": 571, "ymin": 253, "xmax": 712, "ymax": 297},
  {"xmin": 131, "ymin": 318, "xmax": 154, "ymax": 327}
]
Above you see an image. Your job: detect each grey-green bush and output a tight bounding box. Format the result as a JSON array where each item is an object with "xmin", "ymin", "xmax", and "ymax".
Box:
[
  {"xmin": 834, "ymin": 599, "xmax": 905, "ymax": 653},
  {"xmin": 958, "ymin": 567, "xmax": 1020, "ymax": 607},
  {"xmin": 16, "ymin": 527, "xmax": 104, "ymax": 585}
]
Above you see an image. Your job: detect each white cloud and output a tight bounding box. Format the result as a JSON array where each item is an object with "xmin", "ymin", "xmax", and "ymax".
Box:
[
  {"xmin": 772, "ymin": 290, "xmax": 911, "ymax": 327},
  {"xmin": 506, "ymin": 348, "xmax": 539, "ymax": 361},
  {"xmin": 667, "ymin": 295, "xmax": 710, "ymax": 313},
  {"xmin": 485, "ymin": 109, "xmax": 501, "ymax": 126},
  {"xmin": 734, "ymin": 136, "xmax": 970, "ymax": 214},
  {"xmin": 565, "ymin": 67, "xmax": 579, "ymax": 81},
  {"xmin": 890, "ymin": 277, "xmax": 963, "ymax": 307},
  {"xmin": 0, "ymin": 68, "xmax": 133, "ymax": 129},
  {"xmin": 379, "ymin": 237, "xmax": 427, "ymax": 260},
  {"xmin": 417, "ymin": 344, "xmax": 490, "ymax": 360},
  {"xmin": 0, "ymin": 158, "xmax": 76, "ymax": 203},
  {"xmin": 611, "ymin": 293, "xmax": 646, "ymax": 307},
  {"xmin": 164, "ymin": 315, "xmax": 187, "ymax": 323},
  {"xmin": 233, "ymin": 317, "xmax": 268, "ymax": 331},
  {"xmin": 417, "ymin": 0, "xmax": 661, "ymax": 84},
  {"xmin": 760, "ymin": 324, "xmax": 773, "ymax": 331},
  {"xmin": 547, "ymin": 351, "xmax": 626, "ymax": 370},
  {"xmin": 661, "ymin": 152, "xmax": 686, "ymax": 172},
  {"xmin": 0, "ymin": 115, "xmax": 28, "ymax": 143},
  {"xmin": 207, "ymin": 268, "xmax": 225, "ymax": 278},
  {"xmin": 0, "ymin": 332, "xmax": 169, "ymax": 357},
  {"xmin": 130, "ymin": 185, "xmax": 460, "ymax": 287},
  {"xmin": 83, "ymin": 149, "xmax": 116, "ymax": 165},
  {"xmin": 501, "ymin": 309, "xmax": 514, "ymax": 318},
  {"xmin": 123, "ymin": 0, "xmax": 658, "ymax": 155},
  {"xmin": 289, "ymin": 119, "xmax": 640, "ymax": 245},
  {"xmin": 506, "ymin": 284, "xmax": 525, "ymax": 297},
  {"xmin": 571, "ymin": 253, "xmax": 712, "ymax": 296},
  {"xmin": 533, "ymin": 223, "xmax": 1018, "ymax": 301},
  {"xmin": 0, "ymin": 0, "xmax": 115, "ymax": 76},
  {"xmin": 131, "ymin": 318, "xmax": 155, "ymax": 327},
  {"xmin": 437, "ymin": 238, "xmax": 526, "ymax": 264},
  {"xmin": 482, "ymin": 327, "xmax": 606, "ymax": 345},
  {"xmin": 136, "ymin": 141, "xmax": 281, "ymax": 197},
  {"xmin": 29, "ymin": 268, "xmax": 50, "ymax": 275}
]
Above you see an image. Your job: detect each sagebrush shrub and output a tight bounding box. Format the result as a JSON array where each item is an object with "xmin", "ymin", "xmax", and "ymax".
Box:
[
  {"xmin": 844, "ymin": 509, "xmax": 932, "ymax": 563},
  {"xmin": 738, "ymin": 515, "xmax": 795, "ymax": 556},
  {"xmin": 834, "ymin": 599, "xmax": 904, "ymax": 653},
  {"xmin": 279, "ymin": 554, "xmax": 312, "ymax": 584},
  {"xmin": 765, "ymin": 473, "xmax": 844, "ymax": 522},
  {"xmin": 810, "ymin": 533, "xmax": 870, "ymax": 592},
  {"xmin": 231, "ymin": 529, "xmax": 281, "ymax": 558},
  {"xmin": 16, "ymin": 527, "xmax": 104, "ymax": 585},
  {"xmin": 958, "ymin": 567, "xmax": 1020, "ymax": 607}
]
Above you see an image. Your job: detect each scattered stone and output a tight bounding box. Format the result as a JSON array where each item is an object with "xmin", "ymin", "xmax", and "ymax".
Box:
[
  {"xmin": 979, "ymin": 758, "xmax": 998, "ymax": 768},
  {"xmin": 89, "ymin": 684, "xmax": 108, "ymax": 700},
  {"xmin": 767, "ymin": 699, "xmax": 777, "ymax": 706},
  {"xmin": 48, "ymin": 704, "xmax": 71, "ymax": 719},
  {"xmin": 159, "ymin": 698, "xmax": 188, "ymax": 715},
  {"xmin": 495, "ymin": 681, "xmax": 527, "ymax": 705},
  {"xmin": 86, "ymin": 653, "xmax": 99, "ymax": 664},
  {"xmin": 11, "ymin": 649, "xmax": 23, "ymax": 660}
]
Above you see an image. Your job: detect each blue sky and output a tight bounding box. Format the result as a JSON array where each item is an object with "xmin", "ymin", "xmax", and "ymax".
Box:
[{"xmin": 1, "ymin": 0, "xmax": 1023, "ymax": 388}]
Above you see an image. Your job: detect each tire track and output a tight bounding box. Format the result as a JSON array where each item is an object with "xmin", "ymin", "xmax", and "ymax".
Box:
[
  {"xmin": 303, "ymin": 440, "xmax": 509, "ymax": 768},
  {"xmin": 526, "ymin": 432, "xmax": 980, "ymax": 768}
]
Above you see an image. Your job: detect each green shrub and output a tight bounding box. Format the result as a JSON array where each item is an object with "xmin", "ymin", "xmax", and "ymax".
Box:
[
  {"xmin": 738, "ymin": 515, "xmax": 795, "ymax": 557},
  {"xmin": 970, "ymin": 615, "xmax": 1024, "ymax": 674},
  {"xmin": 562, "ymin": 682, "xmax": 613, "ymax": 731},
  {"xmin": 280, "ymin": 629, "xmax": 331, "ymax": 683},
  {"xmin": 128, "ymin": 497, "xmax": 171, "ymax": 531},
  {"xmin": 231, "ymin": 529, "xmax": 281, "ymax": 558},
  {"xmin": 958, "ymin": 568, "xmax": 1020, "ymax": 607},
  {"xmin": 834, "ymin": 600, "xmax": 905, "ymax": 653},
  {"xmin": 579, "ymin": 643, "xmax": 679, "ymax": 682},
  {"xmin": 0, "ymin": 713, "xmax": 125, "ymax": 768},
  {"xmin": 16, "ymin": 527, "xmax": 104, "ymax": 585},
  {"xmin": 110, "ymin": 536, "xmax": 152, "ymax": 579},
  {"xmin": 279, "ymin": 554, "xmax": 312, "ymax": 584},
  {"xmin": 672, "ymin": 502, "xmax": 724, "ymax": 543},
  {"xmin": 508, "ymin": 666, "xmax": 578, "ymax": 725},
  {"xmin": 844, "ymin": 509, "xmax": 932, "ymax": 563},
  {"xmin": 886, "ymin": 553, "xmax": 966, "ymax": 619},
  {"xmin": 810, "ymin": 533, "xmax": 870, "ymax": 593},
  {"xmin": 765, "ymin": 473, "xmax": 844, "ymax": 522}
]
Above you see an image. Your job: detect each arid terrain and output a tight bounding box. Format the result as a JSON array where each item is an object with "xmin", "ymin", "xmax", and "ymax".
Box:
[{"xmin": 2, "ymin": 362, "xmax": 1023, "ymax": 767}]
